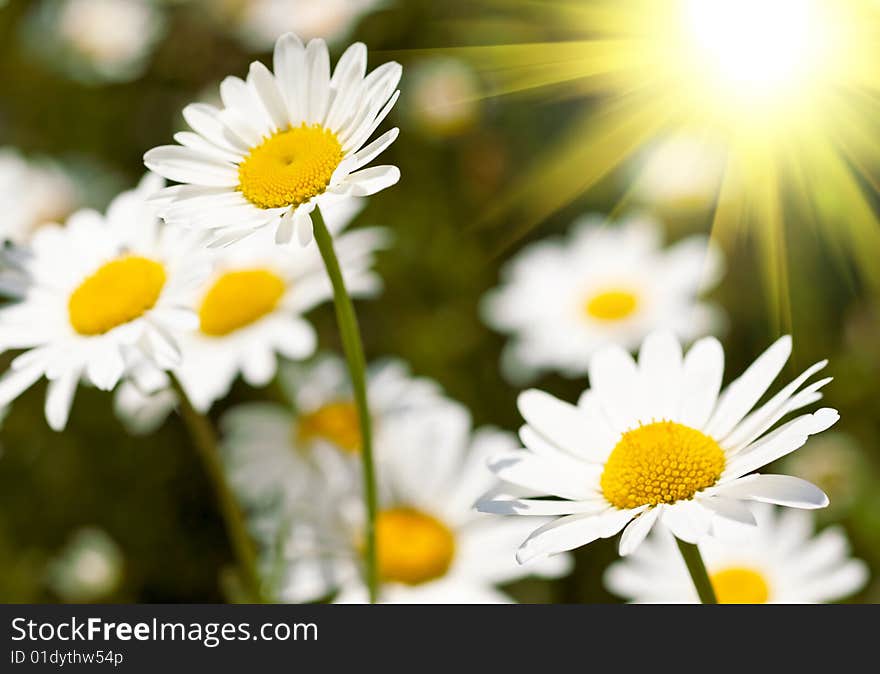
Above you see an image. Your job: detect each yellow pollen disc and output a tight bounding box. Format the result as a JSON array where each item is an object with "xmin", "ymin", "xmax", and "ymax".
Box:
[
  {"xmin": 600, "ymin": 421, "xmax": 725, "ymax": 509},
  {"xmin": 68, "ymin": 256, "xmax": 166, "ymax": 336},
  {"xmin": 375, "ymin": 507, "xmax": 456, "ymax": 586},
  {"xmin": 237, "ymin": 124, "xmax": 344, "ymax": 209},
  {"xmin": 296, "ymin": 401, "xmax": 362, "ymax": 454},
  {"xmin": 198, "ymin": 269, "xmax": 285, "ymax": 336},
  {"xmin": 710, "ymin": 567, "xmax": 770, "ymax": 604},
  {"xmin": 584, "ymin": 288, "xmax": 640, "ymax": 322}
]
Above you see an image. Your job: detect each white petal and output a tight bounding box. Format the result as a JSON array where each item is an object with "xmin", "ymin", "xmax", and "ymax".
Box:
[
  {"xmin": 144, "ymin": 146, "xmax": 238, "ymax": 187},
  {"xmin": 713, "ymin": 474, "xmax": 829, "ymax": 509},
  {"xmin": 722, "ymin": 358, "xmax": 829, "ymax": 449},
  {"xmin": 248, "ymin": 61, "xmax": 290, "ymax": 131},
  {"xmin": 181, "ymin": 103, "xmax": 249, "ymax": 153},
  {"xmin": 619, "ymin": 506, "xmax": 662, "ymax": 556},
  {"xmin": 638, "ymin": 331, "xmax": 683, "ymax": 420},
  {"xmin": 516, "ymin": 508, "xmax": 639, "ymax": 563},
  {"xmin": 353, "ymin": 128, "xmax": 399, "ymax": 169},
  {"xmin": 721, "ymin": 408, "xmax": 839, "ymax": 480},
  {"xmin": 273, "ymin": 33, "xmax": 306, "ymax": 122},
  {"xmin": 476, "ymin": 497, "xmax": 607, "ymax": 517},
  {"xmin": 705, "ymin": 335, "xmax": 792, "ymax": 438},
  {"xmin": 295, "ymin": 206, "xmax": 314, "ymax": 245},
  {"xmin": 660, "ymin": 500, "xmax": 713, "ymax": 543},
  {"xmin": 487, "ymin": 451, "xmax": 600, "ymax": 501},
  {"xmin": 588, "ymin": 344, "xmax": 641, "ymax": 431},
  {"xmin": 173, "ymin": 132, "xmax": 242, "ymax": 163},
  {"xmin": 342, "ymin": 165, "xmax": 401, "ymax": 197},
  {"xmin": 677, "ymin": 336, "xmax": 724, "ymax": 429},
  {"xmin": 697, "ymin": 495, "xmax": 757, "ymax": 526},
  {"xmin": 305, "ymin": 39, "xmax": 331, "ymax": 124},
  {"xmin": 517, "ymin": 389, "xmax": 605, "ymax": 461},
  {"xmin": 45, "ymin": 372, "xmax": 79, "ymax": 431},
  {"xmin": 0, "ymin": 362, "xmax": 44, "ymax": 407},
  {"xmin": 275, "ymin": 208, "xmax": 295, "ymax": 244}
]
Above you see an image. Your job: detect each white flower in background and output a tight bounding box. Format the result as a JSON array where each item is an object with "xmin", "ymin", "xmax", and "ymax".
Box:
[
  {"xmin": 407, "ymin": 58, "xmax": 481, "ymax": 137},
  {"xmin": 145, "ymin": 32, "xmax": 401, "ymax": 247},
  {"xmin": 605, "ymin": 505, "xmax": 868, "ymax": 603},
  {"xmin": 0, "ymin": 174, "xmax": 209, "ymax": 430},
  {"xmin": 113, "ymin": 199, "xmax": 386, "ymax": 431},
  {"xmin": 0, "ymin": 148, "xmax": 79, "ymax": 244},
  {"xmin": 27, "ymin": 0, "xmax": 165, "ymax": 84},
  {"xmin": 233, "ymin": 399, "xmax": 571, "ymax": 603},
  {"xmin": 46, "ymin": 528, "xmax": 124, "ymax": 602},
  {"xmin": 479, "ymin": 331, "xmax": 837, "ymax": 562},
  {"xmin": 220, "ymin": 355, "xmax": 443, "ymax": 515},
  {"xmin": 230, "ymin": 0, "xmax": 385, "ymax": 52},
  {"xmin": 482, "ymin": 215, "xmax": 724, "ymax": 381},
  {"xmin": 630, "ymin": 135, "xmax": 728, "ymax": 211}
]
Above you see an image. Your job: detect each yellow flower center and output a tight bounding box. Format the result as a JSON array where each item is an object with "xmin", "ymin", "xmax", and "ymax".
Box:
[
  {"xmin": 198, "ymin": 269, "xmax": 285, "ymax": 336},
  {"xmin": 237, "ymin": 124, "xmax": 344, "ymax": 209},
  {"xmin": 296, "ymin": 401, "xmax": 361, "ymax": 454},
  {"xmin": 710, "ymin": 567, "xmax": 771, "ymax": 604},
  {"xmin": 375, "ymin": 507, "xmax": 456, "ymax": 586},
  {"xmin": 600, "ymin": 421, "xmax": 725, "ymax": 509},
  {"xmin": 584, "ymin": 288, "xmax": 640, "ymax": 322},
  {"xmin": 68, "ymin": 255, "xmax": 166, "ymax": 335}
]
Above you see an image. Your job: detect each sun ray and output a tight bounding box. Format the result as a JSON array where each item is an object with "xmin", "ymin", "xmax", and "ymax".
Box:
[{"xmin": 411, "ymin": 0, "xmax": 880, "ymax": 316}]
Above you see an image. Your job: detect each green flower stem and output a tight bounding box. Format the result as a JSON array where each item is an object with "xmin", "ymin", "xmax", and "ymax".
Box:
[
  {"xmin": 312, "ymin": 207, "xmax": 379, "ymax": 604},
  {"xmin": 168, "ymin": 374, "xmax": 265, "ymax": 603},
  {"xmin": 675, "ymin": 538, "xmax": 718, "ymax": 604}
]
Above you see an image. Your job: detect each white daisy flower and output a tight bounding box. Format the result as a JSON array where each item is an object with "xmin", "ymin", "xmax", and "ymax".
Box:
[
  {"xmin": 235, "ymin": 399, "xmax": 571, "ymax": 603},
  {"xmin": 0, "ymin": 173, "xmax": 209, "ymax": 430},
  {"xmin": 230, "ymin": 0, "xmax": 386, "ymax": 52},
  {"xmin": 144, "ymin": 32, "xmax": 401, "ymax": 247},
  {"xmin": 112, "ymin": 199, "xmax": 386, "ymax": 428},
  {"xmin": 220, "ymin": 355, "xmax": 443, "ymax": 515},
  {"xmin": 27, "ymin": 0, "xmax": 165, "ymax": 84},
  {"xmin": 478, "ymin": 331, "xmax": 838, "ymax": 562},
  {"xmin": 605, "ymin": 505, "xmax": 868, "ymax": 603},
  {"xmin": 0, "ymin": 147, "xmax": 79, "ymax": 244},
  {"xmin": 481, "ymin": 214, "xmax": 724, "ymax": 381}
]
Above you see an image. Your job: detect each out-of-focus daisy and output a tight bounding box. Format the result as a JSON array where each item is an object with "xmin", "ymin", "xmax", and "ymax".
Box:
[
  {"xmin": 219, "ymin": 0, "xmax": 385, "ymax": 52},
  {"xmin": 482, "ymin": 215, "xmax": 724, "ymax": 381},
  {"xmin": 220, "ymin": 355, "xmax": 443, "ymax": 515},
  {"xmin": 24, "ymin": 0, "xmax": 165, "ymax": 84},
  {"xmin": 145, "ymin": 32, "xmax": 401, "ymax": 247},
  {"xmin": 605, "ymin": 505, "xmax": 868, "ymax": 603},
  {"xmin": 235, "ymin": 399, "xmax": 571, "ymax": 603},
  {"xmin": 629, "ymin": 135, "xmax": 728, "ymax": 213},
  {"xmin": 113, "ymin": 199, "xmax": 385, "ymax": 429},
  {"xmin": 479, "ymin": 331, "xmax": 837, "ymax": 561},
  {"xmin": 0, "ymin": 148, "xmax": 79, "ymax": 244},
  {"xmin": 0, "ymin": 174, "xmax": 208, "ymax": 430},
  {"xmin": 407, "ymin": 58, "xmax": 481, "ymax": 138},
  {"xmin": 46, "ymin": 528, "xmax": 124, "ymax": 603}
]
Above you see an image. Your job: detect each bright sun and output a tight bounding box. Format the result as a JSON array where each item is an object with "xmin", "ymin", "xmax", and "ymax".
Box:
[
  {"xmin": 684, "ymin": 0, "xmax": 820, "ymax": 98},
  {"xmin": 432, "ymin": 0, "xmax": 880, "ymax": 317}
]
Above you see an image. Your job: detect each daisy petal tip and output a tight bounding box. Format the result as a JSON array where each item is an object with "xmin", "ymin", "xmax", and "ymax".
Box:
[{"xmin": 813, "ymin": 407, "xmax": 840, "ymax": 431}]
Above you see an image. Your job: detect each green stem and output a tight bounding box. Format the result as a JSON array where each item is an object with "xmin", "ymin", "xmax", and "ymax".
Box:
[
  {"xmin": 312, "ymin": 208, "xmax": 379, "ymax": 604},
  {"xmin": 312, "ymin": 207, "xmax": 379, "ymax": 604},
  {"xmin": 169, "ymin": 374, "xmax": 265, "ymax": 603},
  {"xmin": 675, "ymin": 539, "xmax": 718, "ymax": 604}
]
